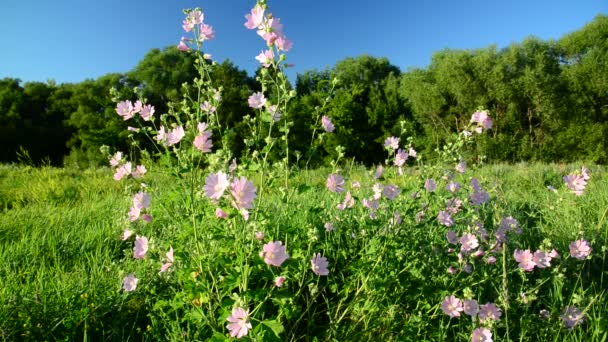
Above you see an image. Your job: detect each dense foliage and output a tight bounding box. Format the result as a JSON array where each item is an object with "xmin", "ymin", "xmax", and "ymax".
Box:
[{"xmin": 1, "ymin": 15, "xmax": 606, "ymax": 166}]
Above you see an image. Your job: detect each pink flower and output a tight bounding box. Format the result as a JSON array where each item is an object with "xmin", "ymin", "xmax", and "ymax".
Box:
[
  {"xmin": 311, "ymin": 253, "xmax": 329, "ymax": 276},
  {"xmin": 479, "ymin": 303, "xmax": 502, "ymax": 322},
  {"xmin": 121, "ymin": 229, "xmax": 134, "ymax": 241},
  {"xmin": 446, "ymin": 198, "xmax": 463, "ymax": 214},
  {"xmin": 160, "ymin": 247, "xmax": 174, "ymax": 273},
  {"xmin": 128, "ymin": 206, "xmax": 141, "ymax": 222},
  {"xmin": 166, "ymin": 126, "xmax": 185, "ymax": 146},
  {"xmin": 140, "ymin": 104, "xmax": 154, "ymax": 121},
  {"xmin": 132, "ymin": 100, "xmax": 142, "ymax": 114},
  {"xmin": 514, "ymin": 249, "xmax": 535, "ymax": 271},
  {"xmin": 569, "ymin": 239, "xmax": 591, "ymax": 260},
  {"xmin": 471, "ymin": 328, "xmax": 492, "ymax": 342},
  {"xmin": 446, "ymin": 181, "xmax": 461, "ymax": 193},
  {"xmin": 198, "ymin": 23, "xmax": 214, "ymax": 41},
  {"xmin": 248, "ymin": 92, "xmax": 266, "ymax": 109},
  {"xmin": 532, "ymin": 250, "xmax": 552, "ymax": 268},
  {"xmin": 456, "ymin": 161, "xmax": 466, "ymax": 174},
  {"xmin": 441, "ymin": 295, "xmax": 463, "ymax": 317},
  {"xmin": 383, "ymin": 184, "xmax": 400, "ymax": 200},
  {"xmin": 255, "ymin": 231, "xmax": 265, "ymax": 240},
  {"xmin": 215, "ymin": 208, "xmax": 228, "ymax": 219},
  {"xmin": 425, "ymin": 178, "xmax": 436, "ymax": 192},
  {"xmin": 460, "ymin": 234, "xmax": 479, "ymax": 253},
  {"xmin": 561, "ymin": 306, "xmax": 585, "ymax": 329},
  {"xmin": 255, "ymin": 49, "xmax": 274, "ymax": 68},
  {"xmin": 394, "ymin": 149, "xmax": 408, "ymax": 167},
  {"xmin": 122, "ymin": 274, "xmax": 138, "ymax": 292},
  {"xmin": 182, "ymin": 9, "xmax": 203, "ymax": 32},
  {"xmin": 324, "ymin": 222, "xmax": 334, "ymax": 232},
  {"xmin": 463, "ymin": 299, "xmax": 479, "ymax": 317},
  {"xmin": 437, "ymin": 211, "xmax": 454, "ymax": 227},
  {"xmin": 200, "ymin": 101, "xmax": 216, "ymax": 114},
  {"xmin": 384, "ymin": 136, "xmax": 400, "ymax": 150},
  {"xmin": 110, "ymin": 151, "xmax": 122, "ymax": 167},
  {"xmin": 261, "ymin": 241, "xmax": 289, "ymax": 267},
  {"xmin": 244, "ymin": 5, "xmax": 265, "ymax": 30},
  {"xmin": 131, "ymin": 165, "xmax": 147, "ymax": 179},
  {"xmin": 581, "ymin": 166, "xmax": 591, "ymax": 181},
  {"xmin": 177, "ymin": 39, "xmax": 190, "ymax": 52},
  {"xmin": 229, "ymin": 159, "xmax": 238, "ymax": 173},
  {"xmin": 226, "ymin": 307, "xmax": 252, "ymax": 339},
  {"xmin": 469, "ymin": 190, "xmax": 489, "ymax": 206},
  {"xmin": 133, "ymin": 192, "xmax": 151, "ymax": 210},
  {"xmin": 194, "ymin": 122, "xmax": 213, "ymax": 152},
  {"xmin": 446, "ymin": 231, "xmax": 459, "ymax": 244},
  {"xmin": 268, "ymin": 104, "xmax": 281, "ymax": 121},
  {"xmin": 321, "ymin": 115, "xmax": 335, "ymax": 133},
  {"xmin": 116, "ymin": 100, "xmax": 134, "ymax": 120},
  {"xmin": 113, "ymin": 162, "xmax": 132, "ymax": 181},
  {"xmin": 564, "ymin": 173, "xmax": 587, "ymax": 196},
  {"xmin": 275, "ymin": 36, "xmax": 293, "ymax": 51},
  {"xmin": 374, "ymin": 165, "xmax": 383, "ymax": 179},
  {"xmin": 203, "ymin": 172, "xmax": 230, "ymax": 200},
  {"xmin": 326, "ymin": 174, "xmax": 345, "ymax": 193},
  {"xmin": 230, "ymin": 177, "xmax": 257, "ymax": 210},
  {"xmin": 408, "ymin": 147, "xmax": 417, "ymax": 158},
  {"xmin": 133, "ymin": 235, "xmax": 148, "ymax": 259},
  {"xmin": 336, "ymin": 191, "xmax": 354, "ymax": 210},
  {"xmin": 275, "ymin": 276, "xmax": 286, "ymax": 287},
  {"xmin": 471, "ymin": 110, "xmax": 493, "ymax": 131}
]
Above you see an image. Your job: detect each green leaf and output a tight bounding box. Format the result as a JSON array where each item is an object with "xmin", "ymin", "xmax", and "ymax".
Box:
[{"xmin": 261, "ymin": 319, "xmax": 284, "ymax": 338}]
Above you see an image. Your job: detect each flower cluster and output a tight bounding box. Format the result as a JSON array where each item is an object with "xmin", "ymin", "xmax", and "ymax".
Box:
[
  {"xmin": 204, "ymin": 172, "xmax": 257, "ymax": 219},
  {"xmin": 178, "ymin": 9, "xmax": 214, "ymax": 51},
  {"xmin": 109, "ymin": 151, "xmax": 147, "ymax": 181},
  {"xmin": 115, "ymin": 100, "xmax": 155, "ymax": 121}
]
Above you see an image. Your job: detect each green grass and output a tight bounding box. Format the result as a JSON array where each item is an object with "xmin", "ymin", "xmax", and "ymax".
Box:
[{"xmin": 0, "ymin": 163, "xmax": 607, "ymax": 341}]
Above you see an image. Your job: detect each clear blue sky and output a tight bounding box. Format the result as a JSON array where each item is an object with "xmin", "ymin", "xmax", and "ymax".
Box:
[{"xmin": 1, "ymin": 0, "xmax": 606, "ymax": 84}]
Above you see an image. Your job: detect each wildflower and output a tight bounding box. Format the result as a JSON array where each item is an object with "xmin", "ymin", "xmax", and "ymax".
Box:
[
  {"xmin": 116, "ymin": 100, "xmax": 134, "ymax": 120},
  {"xmin": 229, "ymin": 159, "xmax": 238, "ymax": 173},
  {"xmin": 182, "ymin": 9, "xmax": 203, "ymax": 32},
  {"xmin": 133, "ymin": 192, "xmax": 151, "ymax": 210},
  {"xmin": 569, "ymin": 239, "xmax": 591, "ymax": 260},
  {"xmin": 425, "ymin": 179, "xmax": 436, "ymax": 192},
  {"xmin": 131, "ymin": 165, "xmax": 147, "ymax": 179},
  {"xmin": 463, "ymin": 299, "xmax": 479, "ymax": 317},
  {"xmin": 166, "ymin": 126, "xmax": 185, "ymax": 146},
  {"xmin": 128, "ymin": 206, "xmax": 141, "ymax": 222},
  {"xmin": 374, "ymin": 165, "xmax": 383, "ymax": 179},
  {"xmin": 351, "ymin": 181, "xmax": 361, "ymax": 189},
  {"xmin": 121, "ymin": 229, "xmax": 134, "ymax": 241},
  {"xmin": 336, "ymin": 191, "xmax": 355, "ymax": 210},
  {"xmin": 133, "ymin": 236, "xmax": 148, "ymax": 259},
  {"xmin": 230, "ymin": 177, "xmax": 257, "ymax": 210},
  {"xmin": 456, "ymin": 161, "xmax": 466, "ymax": 174},
  {"xmin": 113, "ymin": 162, "xmax": 132, "ymax": 181},
  {"xmin": 479, "ymin": 303, "xmax": 502, "ymax": 322},
  {"xmin": 383, "ymin": 184, "xmax": 400, "ymax": 200},
  {"xmin": 203, "ymin": 172, "xmax": 230, "ymax": 200},
  {"xmin": 563, "ymin": 173, "xmax": 587, "ymax": 196},
  {"xmin": 275, "ymin": 35, "xmax": 293, "ymax": 51},
  {"xmin": 441, "ymin": 295, "xmax": 463, "ymax": 317},
  {"xmin": 437, "ymin": 211, "xmax": 454, "ymax": 227},
  {"xmin": 200, "ymin": 101, "xmax": 216, "ymax": 114},
  {"xmin": 267, "ymin": 104, "xmax": 281, "ymax": 121},
  {"xmin": 471, "ymin": 328, "xmax": 492, "ymax": 342},
  {"xmin": 141, "ymin": 213, "xmax": 152, "ymax": 223},
  {"xmin": 255, "ymin": 49, "xmax": 274, "ymax": 68},
  {"xmin": 532, "ymin": 250, "xmax": 552, "ymax": 268},
  {"xmin": 160, "ymin": 247, "xmax": 174, "ymax": 273},
  {"xmin": 215, "ymin": 208, "xmax": 228, "ymax": 219},
  {"xmin": 581, "ymin": 166, "xmax": 591, "ymax": 181},
  {"xmin": 514, "ymin": 249, "xmax": 535, "ymax": 271},
  {"xmin": 561, "ymin": 306, "xmax": 585, "ymax": 329},
  {"xmin": 140, "ymin": 104, "xmax": 154, "ymax": 121},
  {"xmin": 447, "ymin": 266, "xmax": 457, "ymax": 274},
  {"xmin": 275, "ymin": 276, "xmax": 286, "ymax": 287},
  {"xmin": 324, "ymin": 222, "xmax": 334, "ymax": 232},
  {"xmin": 394, "ymin": 149, "xmax": 408, "ymax": 167},
  {"xmin": 226, "ymin": 307, "xmax": 252, "ymax": 339},
  {"xmin": 487, "ymin": 256, "xmax": 497, "ymax": 265},
  {"xmin": 384, "ymin": 136, "xmax": 400, "ymax": 150},
  {"xmin": 177, "ymin": 38, "xmax": 190, "ymax": 52},
  {"xmin": 446, "ymin": 198, "xmax": 463, "ymax": 214},
  {"xmin": 499, "ymin": 216, "xmax": 521, "ymax": 234},
  {"xmin": 311, "ymin": 253, "xmax": 329, "ymax": 276},
  {"xmin": 408, "ymin": 147, "xmax": 417, "ymax": 158},
  {"xmin": 255, "ymin": 231, "xmax": 265, "ymax": 240},
  {"xmin": 469, "ymin": 190, "xmax": 489, "ymax": 206},
  {"xmin": 261, "ymin": 241, "xmax": 289, "ymax": 267},
  {"xmin": 248, "ymin": 92, "xmax": 266, "ymax": 109},
  {"xmin": 244, "ymin": 5, "xmax": 265, "ymax": 30},
  {"xmin": 326, "ymin": 174, "xmax": 345, "ymax": 193},
  {"xmin": 110, "ymin": 151, "xmax": 122, "ymax": 167},
  {"xmin": 470, "ymin": 110, "xmax": 493, "ymax": 131},
  {"xmin": 463, "ymin": 263, "xmax": 473, "ymax": 273},
  {"xmin": 122, "ymin": 274, "xmax": 138, "ymax": 292},
  {"xmin": 321, "ymin": 115, "xmax": 335, "ymax": 133},
  {"xmin": 194, "ymin": 122, "xmax": 213, "ymax": 153},
  {"xmin": 446, "ymin": 231, "xmax": 459, "ymax": 244},
  {"xmin": 198, "ymin": 23, "xmax": 214, "ymax": 41},
  {"xmin": 362, "ymin": 198, "xmax": 379, "ymax": 211},
  {"xmin": 460, "ymin": 234, "xmax": 479, "ymax": 253}
]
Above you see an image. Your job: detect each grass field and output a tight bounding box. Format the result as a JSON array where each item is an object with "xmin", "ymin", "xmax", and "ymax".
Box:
[{"xmin": 1, "ymin": 163, "xmax": 607, "ymax": 341}]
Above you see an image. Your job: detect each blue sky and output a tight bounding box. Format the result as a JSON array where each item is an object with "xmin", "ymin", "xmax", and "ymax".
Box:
[{"xmin": 1, "ymin": 0, "xmax": 606, "ymax": 84}]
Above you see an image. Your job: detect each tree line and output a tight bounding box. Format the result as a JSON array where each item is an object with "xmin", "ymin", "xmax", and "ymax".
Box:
[{"xmin": 1, "ymin": 15, "xmax": 606, "ymax": 166}]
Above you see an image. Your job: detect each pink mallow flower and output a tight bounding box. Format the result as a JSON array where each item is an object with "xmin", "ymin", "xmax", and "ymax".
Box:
[
  {"xmin": 203, "ymin": 172, "xmax": 230, "ymax": 200},
  {"xmin": 471, "ymin": 328, "xmax": 493, "ymax": 342},
  {"xmin": 131, "ymin": 165, "xmax": 147, "ymax": 179},
  {"xmin": 311, "ymin": 253, "xmax": 329, "ymax": 276},
  {"xmin": 226, "ymin": 307, "xmax": 252, "ymax": 339},
  {"xmin": 384, "ymin": 136, "xmax": 400, "ymax": 150},
  {"xmin": 470, "ymin": 110, "xmax": 493, "ymax": 131},
  {"xmin": 563, "ymin": 173, "xmax": 587, "ymax": 196},
  {"xmin": 326, "ymin": 174, "xmax": 345, "ymax": 193},
  {"xmin": 248, "ymin": 92, "xmax": 266, "ymax": 109},
  {"xmin": 514, "ymin": 249, "xmax": 536, "ymax": 271},
  {"xmin": 394, "ymin": 149, "xmax": 408, "ymax": 167},
  {"xmin": 194, "ymin": 122, "xmax": 213, "ymax": 153},
  {"xmin": 114, "ymin": 162, "xmax": 132, "ymax": 181},
  {"xmin": 133, "ymin": 192, "xmax": 151, "ymax": 210},
  {"xmin": 561, "ymin": 306, "xmax": 585, "ymax": 329},
  {"xmin": 110, "ymin": 151, "xmax": 122, "ymax": 167},
  {"xmin": 463, "ymin": 299, "xmax": 479, "ymax": 317},
  {"xmin": 321, "ymin": 115, "xmax": 335, "ymax": 133},
  {"xmin": 244, "ymin": 5, "xmax": 265, "ymax": 30},
  {"xmin": 478, "ymin": 303, "xmax": 502, "ymax": 323},
  {"xmin": 133, "ymin": 235, "xmax": 148, "ymax": 259},
  {"xmin": 140, "ymin": 104, "xmax": 154, "ymax": 121},
  {"xmin": 166, "ymin": 126, "xmax": 185, "ymax": 146},
  {"xmin": 122, "ymin": 274, "xmax": 138, "ymax": 292},
  {"xmin": 121, "ymin": 229, "xmax": 134, "ymax": 241},
  {"xmin": 383, "ymin": 184, "xmax": 400, "ymax": 200},
  {"xmin": 425, "ymin": 178, "xmax": 436, "ymax": 192},
  {"xmin": 441, "ymin": 295, "xmax": 463, "ymax": 317},
  {"xmin": 532, "ymin": 250, "xmax": 552, "ymax": 268},
  {"xmin": 198, "ymin": 23, "xmax": 214, "ymax": 41},
  {"xmin": 460, "ymin": 234, "xmax": 479, "ymax": 253},
  {"xmin": 569, "ymin": 239, "xmax": 591, "ymax": 260},
  {"xmin": 230, "ymin": 177, "xmax": 257, "ymax": 210},
  {"xmin": 116, "ymin": 100, "xmax": 134, "ymax": 120},
  {"xmin": 160, "ymin": 247, "xmax": 174, "ymax": 273},
  {"xmin": 261, "ymin": 241, "xmax": 289, "ymax": 267},
  {"xmin": 275, "ymin": 276, "xmax": 286, "ymax": 287},
  {"xmin": 215, "ymin": 208, "xmax": 228, "ymax": 219},
  {"xmin": 336, "ymin": 191, "xmax": 355, "ymax": 210},
  {"xmin": 255, "ymin": 49, "xmax": 274, "ymax": 68},
  {"xmin": 437, "ymin": 211, "xmax": 454, "ymax": 227}
]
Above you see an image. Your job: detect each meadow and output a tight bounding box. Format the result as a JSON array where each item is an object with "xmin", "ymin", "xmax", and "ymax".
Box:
[
  {"xmin": 2, "ymin": 3, "xmax": 608, "ymax": 341},
  {"xmin": 0, "ymin": 161, "xmax": 606, "ymax": 341}
]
